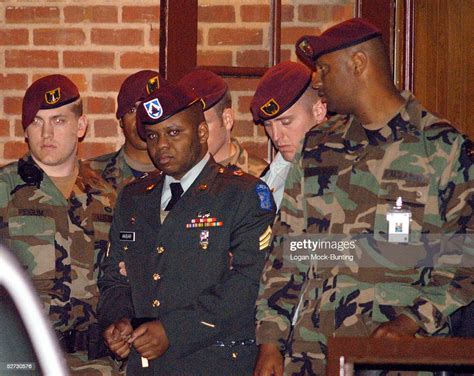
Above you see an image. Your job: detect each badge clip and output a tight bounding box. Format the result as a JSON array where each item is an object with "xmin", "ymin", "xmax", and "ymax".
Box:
[{"xmin": 386, "ymin": 197, "xmax": 412, "ymax": 243}]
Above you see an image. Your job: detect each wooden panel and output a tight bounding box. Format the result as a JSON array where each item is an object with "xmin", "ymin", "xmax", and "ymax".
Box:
[
  {"xmin": 413, "ymin": 0, "xmax": 473, "ymax": 136},
  {"xmin": 159, "ymin": 0, "xmax": 198, "ymax": 83},
  {"xmin": 356, "ymin": 0, "xmax": 395, "ymax": 68},
  {"xmin": 327, "ymin": 337, "xmax": 474, "ymax": 375}
]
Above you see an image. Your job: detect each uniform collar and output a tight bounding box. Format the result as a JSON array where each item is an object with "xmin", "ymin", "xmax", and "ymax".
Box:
[{"xmin": 343, "ymin": 91, "xmax": 421, "ymax": 147}]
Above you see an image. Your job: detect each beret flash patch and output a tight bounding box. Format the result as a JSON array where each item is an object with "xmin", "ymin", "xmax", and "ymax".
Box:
[
  {"xmin": 45, "ymin": 88, "xmax": 61, "ymax": 105},
  {"xmin": 146, "ymin": 76, "xmax": 160, "ymax": 94},
  {"xmin": 260, "ymin": 98, "xmax": 280, "ymax": 117}
]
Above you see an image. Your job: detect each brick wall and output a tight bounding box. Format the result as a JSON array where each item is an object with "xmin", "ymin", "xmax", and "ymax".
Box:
[{"xmin": 0, "ymin": 0, "xmax": 354, "ymax": 166}]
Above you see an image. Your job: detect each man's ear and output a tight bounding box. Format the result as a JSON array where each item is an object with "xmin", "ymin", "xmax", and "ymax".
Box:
[
  {"xmin": 352, "ymin": 51, "xmax": 367, "ymax": 76},
  {"xmin": 77, "ymin": 115, "xmax": 88, "ymax": 139},
  {"xmin": 312, "ymin": 99, "xmax": 327, "ymax": 124},
  {"xmin": 198, "ymin": 121, "xmax": 209, "ymax": 145},
  {"xmin": 221, "ymin": 108, "xmax": 234, "ymax": 131}
]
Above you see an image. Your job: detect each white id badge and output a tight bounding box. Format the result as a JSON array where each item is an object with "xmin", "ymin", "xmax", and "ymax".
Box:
[{"xmin": 386, "ymin": 197, "xmax": 412, "ymax": 243}]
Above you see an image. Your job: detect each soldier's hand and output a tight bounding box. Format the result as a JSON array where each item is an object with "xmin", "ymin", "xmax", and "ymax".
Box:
[
  {"xmin": 118, "ymin": 261, "xmax": 127, "ymax": 277},
  {"xmin": 371, "ymin": 314, "xmax": 420, "ymax": 338},
  {"xmin": 253, "ymin": 343, "xmax": 284, "ymax": 376},
  {"xmin": 129, "ymin": 320, "xmax": 170, "ymax": 361},
  {"xmin": 103, "ymin": 318, "xmax": 133, "ymax": 359}
]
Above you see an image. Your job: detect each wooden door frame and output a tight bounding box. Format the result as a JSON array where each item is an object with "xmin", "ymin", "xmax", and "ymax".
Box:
[{"xmin": 159, "ymin": 0, "xmax": 282, "ymax": 81}]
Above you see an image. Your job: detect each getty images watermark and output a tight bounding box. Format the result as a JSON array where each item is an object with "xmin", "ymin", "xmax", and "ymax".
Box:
[
  {"xmin": 289, "ymin": 238, "xmax": 355, "ymax": 262},
  {"xmin": 282, "ymin": 234, "xmax": 474, "ymax": 268}
]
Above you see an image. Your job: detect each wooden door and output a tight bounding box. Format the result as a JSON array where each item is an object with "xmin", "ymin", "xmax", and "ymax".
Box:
[
  {"xmin": 412, "ymin": 0, "xmax": 473, "ymax": 137},
  {"xmin": 358, "ymin": 0, "xmax": 473, "ymax": 138}
]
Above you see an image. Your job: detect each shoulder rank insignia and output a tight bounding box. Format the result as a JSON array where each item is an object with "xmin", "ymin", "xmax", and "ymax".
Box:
[{"xmin": 259, "ymin": 225, "xmax": 272, "ymax": 250}]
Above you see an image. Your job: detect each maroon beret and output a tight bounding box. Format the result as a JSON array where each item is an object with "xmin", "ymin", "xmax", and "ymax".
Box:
[
  {"xmin": 116, "ymin": 70, "xmax": 167, "ymax": 119},
  {"xmin": 22, "ymin": 74, "xmax": 80, "ymax": 129},
  {"xmin": 296, "ymin": 18, "xmax": 381, "ymax": 66},
  {"xmin": 136, "ymin": 83, "xmax": 200, "ymax": 140},
  {"xmin": 250, "ymin": 61, "xmax": 311, "ymax": 124},
  {"xmin": 178, "ymin": 69, "xmax": 228, "ymax": 111}
]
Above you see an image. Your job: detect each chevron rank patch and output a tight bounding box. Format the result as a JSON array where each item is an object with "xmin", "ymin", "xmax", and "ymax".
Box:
[{"xmin": 259, "ymin": 225, "xmax": 272, "ymax": 250}]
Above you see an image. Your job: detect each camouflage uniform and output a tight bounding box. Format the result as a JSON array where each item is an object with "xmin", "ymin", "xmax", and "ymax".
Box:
[
  {"xmin": 0, "ymin": 154, "xmax": 120, "ymax": 375},
  {"xmin": 219, "ymin": 137, "xmax": 268, "ymax": 178},
  {"xmin": 255, "ymin": 92, "xmax": 474, "ymax": 375},
  {"xmin": 88, "ymin": 147, "xmax": 135, "ymax": 192}
]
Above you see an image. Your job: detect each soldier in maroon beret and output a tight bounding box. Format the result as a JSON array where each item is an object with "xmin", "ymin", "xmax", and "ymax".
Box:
[
  {"xmin": 179, "ymin": 69, "xmax": 268, "ymax": 178},
  {"xmin": 255, "ymin": 17, "xmax": 474, "ymax": 376},
  {"xmin": 0, "ymin": 75, "xmax": 119, "ymax": 374},
  {"xmin": 89, "ymin": 70, "xmax": 166, "ymax": 191},
  {"xmin": 99, "ymin": 81, "xmax": 276, "ymax": 375},
  {"xmin": 250, "ymin": 61, "xmax": 328, "ymax": 210}
]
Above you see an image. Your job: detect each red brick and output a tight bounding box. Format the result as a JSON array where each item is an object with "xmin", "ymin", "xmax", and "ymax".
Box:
[
  {"xmin": 199, "ymin": 5, "xmax": 235, "ymax": 23},
  {"xmin": 237, "ymin": 95, "xmax": 253, "ymax": 114},
  {"xmin": 85, "ymin": 97, "xmax": 116, "ymax": 115},
  {"xmin": 91, "ymin": 29, "xmax": 143, "ymax": 46},
  {"xmin": 227, "ymin": 77, "xmax": 259, "ymax": 92},
  {"xmin": 241, "ymin": 5, "xmax": 269, "ymax": 22},
  {"xmin": 5, "ymin": 6, "xmax": 60, "ymax": 24},
  {"xmin": 298, "ymin": 5, "xmax": 333, "ymax": 23},
  {"xmin": 241, "ymin": 140, "xmax": 268, "ymax": 160},
  {"xmin": 78, "ymin": 142, "xmax": 116, "ymax": 160},
  {"xmin": 197, "ymin": 51, "xmax": 232, "ymax": 66},
  {"xmin": 150, "ymin": 28, "xmax": 160, "ymax": 46},
  {"xmin": 197, "ymin": 29, "xmax": 203, "ymax": 46},
  {"xmin": 281, "ymin": 26, "xmax": 320, "ymax": 45},
  {"xmin": 4, "ymin": 141, "xmax": 28, "ymax": 160},
  {"xmin": 14, "ymin": 119, "xmax": 24, "ymax": 137},
  {"xmin": 64, "ymin": 6, "xmax": 118, "ymax": 23},
  {"xmin": 0, "ymin": 119, "xmax": 11, "ymax": 137},
  {"xmin": 94, "ymin": 119, "xmax": 119, "ymax": 138},
  {"xmin": 63, "ymin": 51, "xmax": 114, "ymax": 68},
  {"xmin": 34, "ymin": 29, "xmax": 86, "ymax": 46},
  {"xmin": 0, "ymin": 29, "xmax": 29, "ymax": 45},
  {"xmin": 122, "ymin": 6, "xmax": 160, "ymax": 23},
  {"xmin": 332, "ymin": 5, "xmax": 355, "ymax": 21},
  {"xmin": 120, "ymin": 52, "xmax": 159, "ymax": 69},
  {"xmin": 4, "ymin": 97, "xmax": 22, "ymax": 115},
  {"xmin": 282, "ymin": 5, "xmax": 295, "ymax": 22},
  {"xmin": 0, "ymin": 74, "xmax": 28, "ymax": 90},
  {"xmin": 256, "ymin": 123, "xmax": 268, "ymax": 137},
  {"xmin": 5, "ymin": 50, "xmax": 59, "ymax": 68},
  {"xmin": 208, "ymin": 28, "xmax": 262, "ymax": 46},
  {"xmin": 92, "ymin": 74, "xmax": 129, "ymax": 92},
  {"xmin": 233, "ymin": 120, "xmax": 255, "ymax": 137},
  {"xmin": 237, "ymin": 50, "xmax": 269, "ymax": 67}
]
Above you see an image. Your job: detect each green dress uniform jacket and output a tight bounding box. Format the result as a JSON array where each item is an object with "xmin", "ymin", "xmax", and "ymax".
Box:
[
  {"xmin": 98, "ymin": 157, "xmax": 276, "ymax": 375},
  {"xmin": 255, "ymin": 92, "xmax": 474, "ymax": 375}
]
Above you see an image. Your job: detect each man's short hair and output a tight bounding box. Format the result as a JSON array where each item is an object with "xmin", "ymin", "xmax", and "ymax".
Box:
[
  {"xmin": 213, "ymin": 90, "xmax": 232, "ymax": 118},
  {"xmin": 70, "ymin": 99, "xmax": 83, "ymax": 118}
]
